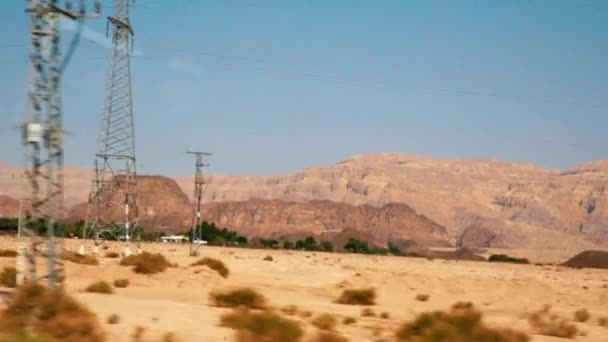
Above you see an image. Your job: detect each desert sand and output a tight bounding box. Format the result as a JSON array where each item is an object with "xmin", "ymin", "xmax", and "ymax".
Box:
[{"xmin": 1, "ymin": 237, "xmax": 607, "ymax": 342}]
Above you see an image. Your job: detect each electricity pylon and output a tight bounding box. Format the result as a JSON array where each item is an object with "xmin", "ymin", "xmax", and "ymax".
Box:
[
  {"xmin": 18, "ymin": 0, "xmax": 101, "ymax": 288},
  {"xmin": 187, "ymin": 151, "xmax": 211, "ymax": 256},
  {"xmin": 84, "ymin": 0, "xmax": 138, "ymax": 254}
]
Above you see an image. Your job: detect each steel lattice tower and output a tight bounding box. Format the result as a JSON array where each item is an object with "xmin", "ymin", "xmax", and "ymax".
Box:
[
  {"xmin": 188, "ymin": 151, "xmax": 211, "ymax": 256},
  {"xmin": 84, "ymin": 0, "xmax": 138, "ymax": 250},
  {"xmin": 18, "ymin": 0, "xmax": 101, "ymax": 288}
]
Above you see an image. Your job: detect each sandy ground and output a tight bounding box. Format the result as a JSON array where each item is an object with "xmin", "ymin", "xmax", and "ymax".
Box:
[{"xmin": 1, "ymin": 237, "xmax": 608, "ymax": 342}]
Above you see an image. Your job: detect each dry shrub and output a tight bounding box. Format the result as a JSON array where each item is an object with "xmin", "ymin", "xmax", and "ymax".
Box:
[
  {"xmin": 120, "ymin": 252, "xmax": 170, "ymax": 274},
  {"xmin": 335, "ymin": 288, "xmax": 376, "ymax": 305},
  {"xmin": 280, "ymin": 305, "xmax": 299, "ymax": 316},
  {"xmin": 574, "ymin": 309, "xmax": 590, "ymax": 323},
  {"xmin": 161, "ymin": 332, "xmax": 177, "ymax": 342},
  {"xmin": 599, "ymin": 317, "xmax": 608, "ymax": 327},
  {"xmin": 220, "ymin": 309, "xmax": 303, "ymax": 342},
  {"xmin": 342, "ymin": 317, "xmax": 357, "ymax": 325},
  {"xmin": 1, "ymin": 266, "xmax": 17, "ymax": 288},
  {"xmin": 131, "ymin": 326, "xmax": 145, "ymax": 342},
  {"xmin": 397, "ymin": 303, "xmax": 529, "ymax": 342},
  {"xmin": 416, "ymin": 294, "xmax": 430, "ymax": 302},
  {"xmin": 528, "ymin": 305, "xmax": 577, "ymax": 339},
  {"xmin": 113, "ymin": 279, "xmax": 129, "ymax": 288},
  {"xmin": 299, "ymin": 310, "xmax": 313, "ymax": 319},
  {"xmin": 310, "ymin": 331, "xmax": 349, "ymax": 342},
  {"xmin": 0, "ymin": 249, "xmax": 18, "ymax": 258},
  {"xmin": 380, "ymin": 312, "xmax": 390, "ymax": 319},
  {"xmin": 63, "ymin": 251, "xmax": 99, "ymax": 265},
  {"xmin": 311, "ymin": 314, "xmax": 337, "ymax": 331},
  {"xmin": 0, "ymin": 284, "xmax": 105, "ymax": 342},
  {"xmin": 104, "ymin": 252, "xmax": 119, "ymax": 259},
  {"xmin": 452, "ymin": 302, "xmax": 474, "ymax": 310},
  {"xmin": 263, "ymin": 255, "xmax": 273, "ymax": 262},
  {"xmin": 0, "ymin": 332, "xmax": 56, "ymax": 341},
  {"xmin": 191, "ymin": 257, "xmax": 229, "ymax": 278},
  {"xmin": 209, "ymin": 288, "xmax": 267, "ymax": 310},
  {"xmin": 106, "ymin": 314, "xmax": 120, "ymax": 325},
  {"xmin": 85, "ymin": 281, "xmax": 113, "ymax": 294},
  {"xmin": 361, "ymin": 308, "xmax": 376, "ymax": 317}
]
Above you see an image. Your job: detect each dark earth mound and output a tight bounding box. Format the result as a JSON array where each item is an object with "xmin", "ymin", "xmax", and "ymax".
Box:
[{"xmin": 562, "ymin": 250, "xmax": 608, "ymax": 269}]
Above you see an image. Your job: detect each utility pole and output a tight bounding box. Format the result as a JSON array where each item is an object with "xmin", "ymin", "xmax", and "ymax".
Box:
[
  {"xmin": 84, "ymin": 0, "xmax": 138, "ymax": 255},
  {"xmin": 18, "ymin": 0, "xmax": 101, "ymax": 288},
  {"xmin": 187, "ymin": 151, "xmax": 211, "ymax": 257}
]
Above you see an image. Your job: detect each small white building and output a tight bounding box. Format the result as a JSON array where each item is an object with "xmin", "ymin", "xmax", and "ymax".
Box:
[{"xmin": 160, "ymin": 235, "xmax": 188, "ymax": 243}]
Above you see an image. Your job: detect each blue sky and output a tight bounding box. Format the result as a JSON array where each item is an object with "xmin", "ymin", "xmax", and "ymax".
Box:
[{"xmin": 0, "ymin": 0, "xmax": 607, "ymax": 176}]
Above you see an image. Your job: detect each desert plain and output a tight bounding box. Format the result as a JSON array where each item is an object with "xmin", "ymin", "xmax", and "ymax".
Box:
[{"xmin": 0, "ymin": 236, "xmax": 607, "ymax": 342}]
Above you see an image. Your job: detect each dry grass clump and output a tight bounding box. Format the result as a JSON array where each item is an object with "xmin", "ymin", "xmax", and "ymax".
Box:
[
  {"xmin": 209, "ymin": 288, "xmax": 267, "ymax": 310},
  {"xmin": 335, "ymin": 288, "xmax": 376, "ymax": 306},
  {"xmin": 0, "ymin": 266, "xmax": 17, "ymax": 288},
  {"xmin": 311, "ymin": 331, "xmax": 349, "ymax": 342},
  {"xmin": 191, "ymin": 257, "xmax": 229, "ymax": 278},
  {"xmin": 280, "ymin": 305, "xmax": 299, "ymax": 316},
  {"xmin": 161, "ymin": 332, "xmax": 177, "ymax": 342},
  {"xmin": 113, "ymin": 279, "xmax": 130, "ymax": 288},
  {"xmin": 120, "ymin": 252, "xmax": 170, "ymax": 274},
  {"xmin": 311, "ymin": 313, "xmax": 337, "ymax": 331},
  {"xmin": 0, "ymin": 249, "xmax": 18, "ymax": 258},
  {"xmin": 415, "ymin": 294, "xmax": 430, "ymax": 302},
  {"xmin": 85, "ymin": 281, "xmax": 113, "ymax": 294},
  {"xmin": 106, "ymin": 314, "xmax": 120, "ymax": 325},
  {"xmin": 396, "ymin": 303, "xmax": 529, "ymax": 342},
  {"xmin": 574, "ymin": 308, "xmax": 590, "ymax": 323},
  {"xmin": 132, "ymin": 326, "xmax": 145, "ymax": 342},
  {"xmin": 361, "ymin": 308, "xmax": 376, "ymax": 317},
  {"xmin": 342, "ymin": 317, "xmax": 357, "ymax": 325},
  {"xmin": 528, "ymin": 305, "xmax": 578, "ymax": 339},
  {"xmin": 0, "ymin": 284, "xmax": 105, "ymax": 342},
  {"xmin": 263, "ymin": 255, "xmax": 273, "ymax": 262},
  {"xmin": 220, "ymin": 309, "xmax": 303, "ymax": 342},
  {"xmin": 599, "ymin": 316, "xmax": 608, "ymax": 327},
  {"xmin": 104, "ymin": 252, "xmax": 120, "ymax": 259},
  {"xmin": 380, "ymin": 312, "xmax": 390, "ymax": 319},
  {"xmin": 63, "ymin": 251, "xmax": 99, "ymax": 265}
]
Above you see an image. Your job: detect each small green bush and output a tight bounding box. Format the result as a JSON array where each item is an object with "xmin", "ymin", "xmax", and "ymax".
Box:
[
  {"xmin": 336, "ymin": 288, "xmax": 376, "ymax": 305},
  {"xmin": 0, "ymin": 249, "xmax": 18, "ymax": 258},
  {"xmin": 191, "ymin": 257, "xmax": 229, "ymax": 278},
  {"xmin": 209, "ymin": 288, "xmax": 267, "ymax": 310},
  {"xmin": 489, "ymin": 254, "xmax": 530, "ymax": 264},
  {"xmin": 0, "ymin": 266, "xmax": 17, "ymax": 288},
  {"xmin": 85, "ymin": 281, "xmax": 113, "ymax": 294},
  {"xmin": 113, "ymin": 279, "xmax": 129, "ymax": 288},
  {"xmin": 311, "ymin": 313, "xmax": 337, "ymax": 331},
  {"xmin": 220, "ymin": 310, "xmax": 303, "ymax": 342}
]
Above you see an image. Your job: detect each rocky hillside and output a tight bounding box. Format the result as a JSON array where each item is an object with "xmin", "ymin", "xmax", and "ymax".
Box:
[
  {"xmin": 67, "ymin": 176, "xmax": 192, "ymax": 232},
  {"xmin": 2, "ymin": 153, "xmax": 608, "ymax": 249},
  {"xmin": 0, "ymin": 195, "xmax": 19, "ymax": 218},
  {"xmin": 203, "ymin": 199, "xmax": 451, "ymax": 247}
]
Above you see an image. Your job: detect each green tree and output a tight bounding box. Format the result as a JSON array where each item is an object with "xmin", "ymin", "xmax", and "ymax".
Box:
[
  {"xmin": 320, "ymin": 241, "xmax": 334, "ymax": 252},
  {"xmin": 282, "ymin": 240, "xmax": 294, "ymax": 250}
]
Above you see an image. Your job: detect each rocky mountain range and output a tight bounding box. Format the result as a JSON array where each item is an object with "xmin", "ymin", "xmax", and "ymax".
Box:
[{"xmin": 1, "ymin": 153, "xmax": 608, "ymax": 250}]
